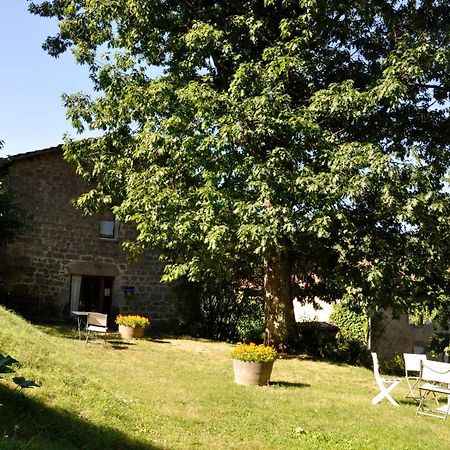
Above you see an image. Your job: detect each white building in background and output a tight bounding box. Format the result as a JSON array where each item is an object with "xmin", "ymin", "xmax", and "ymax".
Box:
[{"xmin": 294, "ymin": 298, "xmax": 333, "ymax": 323}]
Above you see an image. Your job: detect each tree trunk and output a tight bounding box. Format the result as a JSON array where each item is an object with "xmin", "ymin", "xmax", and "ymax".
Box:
[{"xmin": 263, "ymin": 250, "xmax": 297, "ymax": 351}]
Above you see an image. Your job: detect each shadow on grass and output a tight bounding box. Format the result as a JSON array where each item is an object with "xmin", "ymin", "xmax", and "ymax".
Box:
[
  {"xmin": 107, "ymin": 339, "xmax": 138, "ymax": 350},
  {"xmin": 0, "ymin": 384, "xmax": 162, "ymax": 450},
  {"xmin": 148, "ymin": 338, "xmax": 172, "ymax": 344},
  {"xmin": 269, "ymin": 381, "xmax": 311, "ymax": 388},
  {"xmin": 279, "ymin": 353, "xmax": 372, "ymax": 370},
  {"xmin": 35, "ymin": 323, "xmax": 173, "ymax": 350},
  {"xmin": 108, "ymin": 337, "xmax": 172, "ymax": 349},
  {"xmin": 34, "ymin": 323, "xmax": 79, "ymax": 340},
  {"xmin": 278, "ymin": 353, "xmax": 314, "ymax": 361},
  {"xmin": 36, "ymin": 324, "xmax": 175, "ymax": 345}
]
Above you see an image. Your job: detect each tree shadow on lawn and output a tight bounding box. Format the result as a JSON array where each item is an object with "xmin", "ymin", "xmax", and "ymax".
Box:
[
  {"xmin": 280, "ymin": 353, "xmax": 371, "ymax": 369},
  {"xmin": 0, "ymin": 385, "xmax": 162, "ymax": 450},
  {"xmin": 269, "ymin": 381, "xmax": 311, "ymax": 388},
  {"xmin": 278, "ymin": 353, "xmax": 314, "ymax": 361},
  {"xmin": 147, "ymin": 338, "xmax": 172, "ymax": 344},
  {"xmin": 34, "ymin": 323, "xmax": 80, "ymax": 340}
]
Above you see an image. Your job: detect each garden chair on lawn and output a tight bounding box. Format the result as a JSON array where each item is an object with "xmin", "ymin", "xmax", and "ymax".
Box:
[
  {"xmin": 417, "ymin": 360, "xmax": 450, "ymax": 419},
  {"xmin": 371, "ymin": 352, "xmax": 402, "ymax": 407},
  {"xmin": 403, "ymin": 353, "xmax": 427, "ymax": 402},
  {"xmin": 85, "ymin": 312, "xmax": 108, "ymax": 346}
]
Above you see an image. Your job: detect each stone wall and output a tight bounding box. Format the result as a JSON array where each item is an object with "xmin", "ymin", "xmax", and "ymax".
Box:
[
  {"xmin": 371, "ymin": 308, "xmax": 434, "ymax": 358},
  {"xmin": 0, "ymin": 147, "xmax": 174, "ymax": 328}
]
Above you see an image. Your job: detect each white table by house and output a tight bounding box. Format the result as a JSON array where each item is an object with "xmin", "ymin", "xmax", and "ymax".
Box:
[{"xmin": 72, "ymin": 311, "xmax": 88, "ymax": 340}]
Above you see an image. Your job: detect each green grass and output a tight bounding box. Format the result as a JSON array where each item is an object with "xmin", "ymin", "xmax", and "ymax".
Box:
[{"xmin": 1, "ymin": 306, "xmax": 450, "ymax": 449}]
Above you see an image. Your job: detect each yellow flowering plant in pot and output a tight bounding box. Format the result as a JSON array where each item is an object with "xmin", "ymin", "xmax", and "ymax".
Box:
[
  {"xmin": 116, "ymin": 314, "xmax": 150, "ymax": 339},
  {"xmin": 230, "ymin": 343, "xmax": 277, "ymax": 386}
]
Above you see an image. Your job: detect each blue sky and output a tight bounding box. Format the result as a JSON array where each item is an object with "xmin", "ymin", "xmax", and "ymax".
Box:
[{"xmin": 0, "ymin": 1, "xmax": 96, "ymax": 156}]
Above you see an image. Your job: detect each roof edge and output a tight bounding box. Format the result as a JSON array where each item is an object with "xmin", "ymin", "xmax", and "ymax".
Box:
[{"xmin": 0, "ymin": 145, "xmax": 63, "ymax": 168}]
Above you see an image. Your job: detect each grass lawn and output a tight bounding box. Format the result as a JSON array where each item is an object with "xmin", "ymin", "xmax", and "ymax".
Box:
[{"xmin": 1, "ymin": 306, "xmax": 450, "ymax": 449}]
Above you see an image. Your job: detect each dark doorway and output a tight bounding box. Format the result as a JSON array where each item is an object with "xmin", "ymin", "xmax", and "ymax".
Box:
[{"xmin": 78, "ymin": 276, "xmax": 113, "ymax": 316}]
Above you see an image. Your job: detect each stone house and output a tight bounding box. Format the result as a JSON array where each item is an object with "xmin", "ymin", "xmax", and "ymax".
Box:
[
  {"xmin": 294, "ymin": 299, "xmax": 435, "ymax": 358},
  {"xmin": 370, "ymin": 308, "xmax": 435, "ymax": 358},
  {"xmin": 0, "ymin": 146, "xmax": 174, "ymax": 328}
]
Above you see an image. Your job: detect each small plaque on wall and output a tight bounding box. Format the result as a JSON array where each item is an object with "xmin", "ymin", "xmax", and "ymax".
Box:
[{"xmin": 122, "ymin": 285, "xmax": 135, "ymax": 301}]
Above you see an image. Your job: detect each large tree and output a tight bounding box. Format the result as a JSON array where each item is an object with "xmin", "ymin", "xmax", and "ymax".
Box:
[{"xmin": 30, "ymin": 0, "xmax": 450, "ymax": 348}]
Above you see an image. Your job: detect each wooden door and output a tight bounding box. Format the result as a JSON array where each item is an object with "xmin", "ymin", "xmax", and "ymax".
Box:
[{"xmin": 79, "ymin": 276, "xmax": 113, "ymax": 315}]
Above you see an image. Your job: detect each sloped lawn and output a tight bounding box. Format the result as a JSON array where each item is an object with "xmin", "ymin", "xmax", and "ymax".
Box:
[{"xmin": 1, "ymin": 306, "xmax": 449, "ymax": 449}]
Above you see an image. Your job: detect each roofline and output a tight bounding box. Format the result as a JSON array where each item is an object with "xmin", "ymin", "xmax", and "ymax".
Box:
[{"xmin": 0, "ymin": 145, "xmax": 63, "ymax": 168}]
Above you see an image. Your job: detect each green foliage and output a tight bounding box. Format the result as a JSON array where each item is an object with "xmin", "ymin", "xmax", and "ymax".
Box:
[
  {"xmin": 330, "ymin": 303, "xmax": 368, "ymax": 345},
  {"xmin": 171, "ymin": 278, "xmax": 264, "ymax": 342},
  {"xmin": 377, "ymin": 354, "xmax": 405, "ymax": 378},
  {"xmin": 407, "ymin": 307, "xmax": 438, "ymax": 327},
  {"xmin": 328, "ymin": 302, "xmax": 370, "ymax": 365},
  {"xmin": 296, "ymin": 301, "xmax": 371, "ymax": 365},
  {"xmin": 0, "ymin": 178, "xmax": 28, "ymax": 246},
  {"xmin": 427, "ymin": 332, "xmax": 450, "ymax": 358},
  {"xmin": 296, "ymin": 319, "xmax": 370, "ymax": 366},
  {"xmin": 0, "ymin": 137, "xmax": 28, "ymax": 245},
  {"xmin": 235, "ymin": 298, "xmax": 265, "ymax": 343},
  {"xmin": 296, "ymin": 321, "xmax": 339, "ymax": 359},
  {"xmin": 30, "ymin": 1, "xmax": 450, "ymax": 347},
  {"xmin": 411, "ymin": 303, "xmax": 450, "ymax": 358}
]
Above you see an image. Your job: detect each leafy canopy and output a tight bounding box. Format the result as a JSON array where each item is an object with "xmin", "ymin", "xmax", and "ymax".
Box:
[{"xmin": 29, "ymin": 0, "xmax": 450, "ymax": 313}]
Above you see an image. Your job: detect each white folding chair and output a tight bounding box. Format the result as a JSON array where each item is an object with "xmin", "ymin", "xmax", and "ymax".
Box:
[
  {"xmin": 371, "ymin": 352, "xmax": 402, "ymax": 407},
  {"xmin": 403, "ymin": 353, "xmax": 427, "ymax": 401},
  {"xmin": 85, "ymin": 312, "xmax": 108, "ymax": 346},
  {"xmin": 417, "ymin": 360, "xmax": 450, "ymax": 419}
]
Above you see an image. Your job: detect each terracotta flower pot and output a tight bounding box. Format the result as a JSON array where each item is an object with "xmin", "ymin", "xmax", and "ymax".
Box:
[
  {"xmin": 118, "ymin": 325, "xmax": 145, "ymax": 339},
  {"xmin": 232, "ymin": 359, "xmax": 274, "ymax": 386}
]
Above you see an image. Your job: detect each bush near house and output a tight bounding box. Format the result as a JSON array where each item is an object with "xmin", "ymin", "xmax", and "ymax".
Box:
[
  {"xmin": 330, "ymin": 302, "xmax": 371, "ymax": 366},
  {"xmin": 171, "ymin": 278, "xmax": 265, "ymax": 343},
  {"xmin": 295, "ymin": 302, "xmax": 370, "ymax": 365},
  {"xmin": 296, "ymin": 321, "xmax": 339, "ymax": 359}
]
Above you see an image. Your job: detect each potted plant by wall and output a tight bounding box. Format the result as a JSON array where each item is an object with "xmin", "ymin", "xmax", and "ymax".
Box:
[
  {"xmin": 116, "ymin": 314, "xmax": 150, "ymax": 339},
  {"xmin": 230, "ymin": 343, "xmax": 277, "ymax": 386}
]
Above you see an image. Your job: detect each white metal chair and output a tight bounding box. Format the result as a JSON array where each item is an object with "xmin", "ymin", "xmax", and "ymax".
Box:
[
  {"xmin": 85, "ymin": 312, "xmax": 108, "ymax": 346},
  {"xmin": 371, "ymin": 352, "xmax": 402, "ymax": 406},
  {"xmin": 403, "ymin": 353, "xmax": 427, "ymax": 401},
  {"xmin": 417, "ymin": 360, "xmax": 450, "ymax": 419}
]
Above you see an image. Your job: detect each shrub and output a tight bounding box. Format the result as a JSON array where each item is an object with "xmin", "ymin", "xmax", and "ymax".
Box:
[
  {"xmin": 234, "ymin": 296, "xmax": 265, "ymax": 343},
  {"xmin": 296, "ymin": 302, "xmax": 371, "ymax": 366},
  {"xmin": 330, "ymin": 302, "xmax": 368, "ymax": 344},
  {"xmin": 170, "ymin": 278, "xmax": 264, "ymax": 342},
  {"xmin": 377, "ymin": 354, "xmax": 404, "ymax": 377},
  {"xmin": 296, "ymin": 321, "xmax": 339, "ymax": 359},
  {"xmin": 328, "ymin": 302, "xmax": 370, "ymax": 365},
  {"xmin": 427, "ymin": 332, "xmax": 450, "ymax": 358}
]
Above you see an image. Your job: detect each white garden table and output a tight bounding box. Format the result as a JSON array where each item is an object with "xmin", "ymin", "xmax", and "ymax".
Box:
[{"xmin": 71, "ymin": 311, "xmax": 88, "ymax": 340}]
